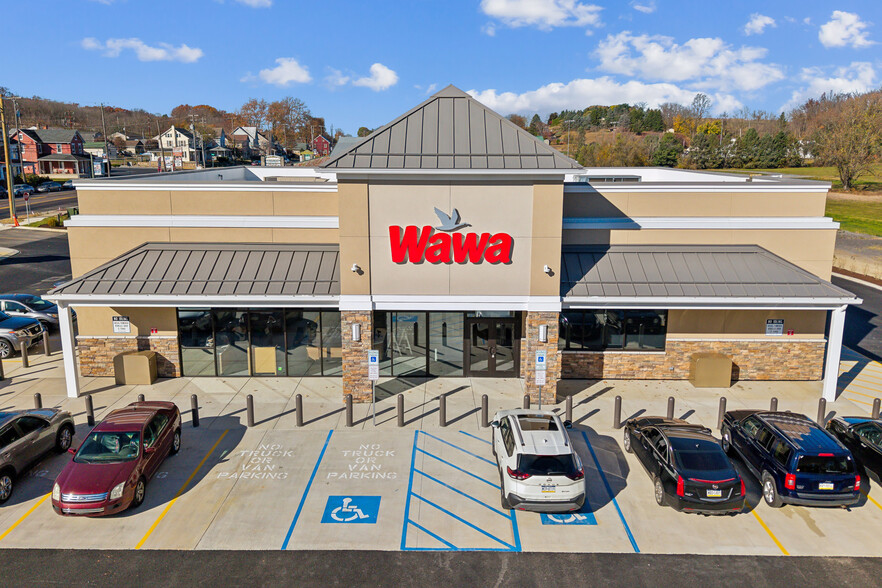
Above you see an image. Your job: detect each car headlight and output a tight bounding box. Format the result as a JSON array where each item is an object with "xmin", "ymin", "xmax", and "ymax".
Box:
[
  {"xmin": 52, "ymin": 483, "xmax": 61, "ymax": 501},
  {"xmin": 110, "ymin": 481, "xmax": 125, "ymax": 500},
  {"xmin": 48, "ymin": 313, "xmax": 58, "ymax": 318},
  {"xmin": 12, "ymin": 329, "xmax": 26, "ymax": 338}
]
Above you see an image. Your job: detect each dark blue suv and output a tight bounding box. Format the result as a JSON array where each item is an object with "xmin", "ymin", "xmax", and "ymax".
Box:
[{"xmin": 721, "ymin": 410, "xmax": 860, "ymax": 508}]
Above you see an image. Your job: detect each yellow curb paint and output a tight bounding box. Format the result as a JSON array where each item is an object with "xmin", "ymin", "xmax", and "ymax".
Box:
[
  {"xmin": 135, "ymin": 429, "xmax": 228, "ymax": 550},
  {"xmin": 844, "ymin": 382, "xmax": 882, "ymax": 394},
  {"xmin": 863, "ymin": 490, "xmax": 882, "ymax": 512},
  {"xmin": 0, "ymin": 493, "xmax": 51, "ymax": 543},
  {"xmin": 843, "ymin": 389, "xmax": 882, "ymax": 400},
  {"xmin": 845, "ymin": 397, "xmax": 874, "ymax": 407},
  {"xmin": 752, "ymin": 510, "xmax": 789, "ymax": 556}
]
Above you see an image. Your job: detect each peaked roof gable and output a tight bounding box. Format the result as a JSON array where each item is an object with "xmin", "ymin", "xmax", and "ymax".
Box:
[{"xmin": 322, "ymin": 84, "xmax": 580, "ymax": 170}]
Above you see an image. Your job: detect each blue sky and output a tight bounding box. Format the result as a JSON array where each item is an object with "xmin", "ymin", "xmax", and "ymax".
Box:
[{"xmin": 2, "ymin": 1, "xmax": 880, "ymax": 133}]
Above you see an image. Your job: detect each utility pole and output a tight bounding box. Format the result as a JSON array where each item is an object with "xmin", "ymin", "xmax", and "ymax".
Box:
[
  {"xmin": 1, "ymin": 99, "xmax": 18, "ymax": 226},
  {"xmin": 200, "ymin": 116, "xmax": 209, "ymax": 167},
  {"xmin": 11, "ymin": 97, "xmax": 24, "ymax": 179},
  {"xmin": 100, "ymin": 104, "xmax": 110, "ymax": 177},
  {"xmin": 156, "ymin": 119, "xmax": 166, "ymax": 172}
]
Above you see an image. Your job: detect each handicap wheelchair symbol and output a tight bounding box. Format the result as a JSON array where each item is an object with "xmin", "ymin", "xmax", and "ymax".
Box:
[
  {"xmin": 321, "ymin": 496, "xmax": 381, "ymax": 524},
  {"xmin": 540, "ymin": 511, "xmax": 597, "ymax": 525}
]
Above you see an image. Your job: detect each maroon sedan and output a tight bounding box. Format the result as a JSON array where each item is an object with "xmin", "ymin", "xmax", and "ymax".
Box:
[{"xmin": 52, "ymin": 401, "xmax": 181, "ymax": 517}]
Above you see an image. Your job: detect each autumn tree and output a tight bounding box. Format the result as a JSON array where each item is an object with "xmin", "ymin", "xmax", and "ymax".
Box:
[
  {"xmin": 238, "ymin": 98, "xmax": 269, "ymax": 130},
  {"xmin": 357, "ymin": 126, "xmax": 372, "ymax": 137},
  {"xmin": 811, "ymin": 93, "xmax": 882, "ymax": 189},
  {"xmin": 507, "ymin": 114, "xmax": 527, "ymax": 129}
]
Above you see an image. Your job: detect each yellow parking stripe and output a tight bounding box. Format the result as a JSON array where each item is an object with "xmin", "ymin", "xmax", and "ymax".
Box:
[
  {"xmin": 863, "ymin": 490, "xmax": 882, "ymax": 512},
  {"xmin": 752, "ymin": 510, "xmax": 789, "ymax": 555},
  {"xmin": 135, "ymin": 429, "xmax": 228, "ymax": 549},
  {"xmin": 843, "ymin": 382, "xmax": 882, "ymax": 394},
  {"xmin": 0, "ymin": 493, "xmax": 51, "ymax": 544},
  {"xmin": 845, "ymin": 397, "xmax": 874, "ymax": 407},
  {"xmin": 844, "ymin": 389, "xmax": 882, "ymax": 400}
]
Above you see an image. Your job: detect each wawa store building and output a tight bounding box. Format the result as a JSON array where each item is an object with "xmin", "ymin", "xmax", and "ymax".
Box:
[{"xmin": 49, "ymin": 86, "xmax": 859, "ymax": 403}]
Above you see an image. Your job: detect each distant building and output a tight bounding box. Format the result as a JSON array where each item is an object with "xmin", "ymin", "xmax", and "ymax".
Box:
[{"xmin": 10, "ymin": 128, "xmax": 90, "ymax": 176}]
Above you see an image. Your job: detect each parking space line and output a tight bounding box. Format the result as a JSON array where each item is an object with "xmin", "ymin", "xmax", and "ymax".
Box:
[
  {"xmin": 580, "ymin": 431, "xmax": 639, "ymax": 553},
  {"xmin": 281, "ymin": 429, "xmax": 333, "ymax": 550},
  {"xmin": 751, "ymin": 510, "xmax": 789, "ymax": 555},
  {"xmin": 135, "ymin": 429, "xmax": 229, "ymax": 550},
  {"xmin": 416, "ymin": 448, "xmax": 498, "ymax": 488},
  {"xmin": 400, "ymin": 430, "xmax": 419, "ymax": 551},
  {"xmin": 411, "ymin": 493, "xmax": 515, "ymax": 550},
  {"xmin": 459, "ymin": 430, "xmax": 491, "ymax": 445},
  {"xmin": 0, "ymin": 493, "xmax": 51, "ymax": 544},
  {"xmin": 414, "ymin": 468, "xmax": 509, "ymax": 517},
  {"xmin": 844, "ymin": 382, "xmax": 882, "ymax": 395},
  {"xmin": 863, "ymin": 490, "xmax": 882, "ymax": 512},
  {"xmin": 407, "ymin": 520, "xmax": 457, "ymax": 550},
  {"xmin": 843, "ymin": 389, "xmax": 882, "ymax": 399},
  {"xmin": 420, "ymin": 431, "xmax": 497, "ymax": 466},
  {"xmin": 845, "ymin": 397, "xmax": 874, "ymax": 407}
]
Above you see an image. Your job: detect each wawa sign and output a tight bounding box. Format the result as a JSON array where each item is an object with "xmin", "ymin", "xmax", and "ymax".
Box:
[{"xmin": 389, "ymin": 207, "xmax": 513, "ymax": 264}]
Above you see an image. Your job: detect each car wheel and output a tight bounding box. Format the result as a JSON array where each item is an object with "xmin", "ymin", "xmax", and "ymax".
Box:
[
  {"xmin": 55, "ymin": 424, "xmax": 74, "ymax": 453},
  {"xmin": 654, "ymin": 477, "xmax": 666, "ymax": 506},
  {"xmin": 623, "ymin": 429, "xmax": 632, "ymax": 453},
  {"xmin": 170, "ymin": 429, "xmax": 181, "ymax": 455},
  {"xmin": 721, "ymin": 426, "xmax": 732, "ymax": 455},
  {"xmin": 131, "ymin": 477, "xmax": 146, "ymax": 509},
  {"xmin": 762, "ymin": 472, "xmax": 783, "ymax": 508},
  {"xmin": 0, "ymin": 470, "xmax": 13, "ymax": 504},
  {"xmin": 0, "ymin": 339, "xmax": 11, "ymax": 359}
]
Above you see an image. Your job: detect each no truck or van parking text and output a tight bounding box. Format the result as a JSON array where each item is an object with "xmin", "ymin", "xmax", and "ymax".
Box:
[
  {"xmin": 217, "ymin": 444, "xmax": 292, "ymax": 480},
  {"xmin": 327, "ymin": 444, "xmax": 398, "ymax": 480}
]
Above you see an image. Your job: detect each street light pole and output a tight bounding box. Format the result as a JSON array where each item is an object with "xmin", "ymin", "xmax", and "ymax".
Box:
[
  {"xmin": 100, "ymin": 104, "xmax": 111, "ymax": 177},
  {"xmin": 0, "ymin": 99, "xmax": 18, "ymax": 225}
]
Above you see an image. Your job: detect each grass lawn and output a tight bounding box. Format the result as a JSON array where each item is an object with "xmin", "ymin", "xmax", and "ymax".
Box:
[
  {"xmin": 719, "ymin": 165, "xmax": 882, "ymax": 191},
  {"xmin": 825, "ymin": 198, "xmax": 882, "ymax": 238}
]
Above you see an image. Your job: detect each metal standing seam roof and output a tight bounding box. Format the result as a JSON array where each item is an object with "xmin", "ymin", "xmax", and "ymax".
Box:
[
  {"xmin": 561, "ymin": 245, "xmax": 859, "ymax": 303},
  {"xmin": 322, "ymin": 85, "xmax": 582, "ymax": 170},
  {"xmin": 49, "ymin": 243, "xmax": 340, "ymax": 298}
]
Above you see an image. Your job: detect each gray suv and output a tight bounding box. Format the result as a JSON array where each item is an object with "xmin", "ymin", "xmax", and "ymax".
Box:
[
  {"xmin": 0, "ymin": 408, "xmax": 75, "ymax": 503},
  {"xmin": 0, "ymin": 311, "xmax": 44, "ymax": 359},
  {"xmin": 0, "ymin": 294, "xmax": 68, "ymax": 331}
]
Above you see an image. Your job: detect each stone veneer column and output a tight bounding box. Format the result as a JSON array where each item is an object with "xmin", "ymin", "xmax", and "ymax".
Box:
[
  {"xmin": 76, "ymin": 335, "xmax": 181, "ymax": 377},
  {"xmin": 341, "ymin": 311, "xmax": 373, "ymax": 403},
  {"xmin": 522, "ymin": 311, "xmax": 560, "ymax": 406}
]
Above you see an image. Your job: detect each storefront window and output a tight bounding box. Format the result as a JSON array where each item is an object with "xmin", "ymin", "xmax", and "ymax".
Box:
[
  {"xmin": 178, "ymin": 309, "xmax": 215, "ymax": 376},
  {"xmin": 250, "ymin": 311, "xmax": 285, "ymax": 376},
  {"xmin": 560, "ymin": 310, "xmax": 667, "ymax": 351},
  {"xmin": 286, "ymin": 310, "xmax": 321, "ymax": 376},
  {"xmin": 373, "ymin": 311, "xmax": 468, "ymax": 377},
  {"xmin": 213, "ymin": 310, "xmax": 249, "ymax": 376},
  {"xmin": 320, "ymin": 311, "xmax": 343, "ymax": 376},
  {"xmin": 429, "ymin": 312, "xmax": 463, "ymax": 376}
]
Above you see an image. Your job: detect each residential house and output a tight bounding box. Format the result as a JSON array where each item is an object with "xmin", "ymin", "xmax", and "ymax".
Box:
[
  {"xmin": 11, "ymin": 128, "xmax": 90, "ymax": 176},
  {"xmin": 83, "ymin": 142, "xmax": 118, "ymax": 159},
  {"xmin": 0, "ymin": 138, "xmax": 23, "ymax": 181},
  {"xmin": 312, "ymin": 134, "xmax": 332, "ymax": 157},
  {"xmin": 231, "ymin": 126, "xmax": 282, "ymax": 159},
  {"xmin": 124, "ymin": 139, "xmax": 145, "ymax": 155},
  {"xmin": 153, "ymin": 125, "xmax": 197, "ymax": 163}
]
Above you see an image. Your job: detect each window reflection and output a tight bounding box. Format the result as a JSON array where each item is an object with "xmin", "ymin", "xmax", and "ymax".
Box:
[{"xmin": 559, "ymin": 310, "xmax": 667, "ymax": 351}]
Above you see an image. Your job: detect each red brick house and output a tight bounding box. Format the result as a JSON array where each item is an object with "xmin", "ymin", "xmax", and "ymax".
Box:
[
  {"xmin": 312, "ymin": 135, "xmax": 331, "ymax": 157},
  {"xmin": 10, "ymin": 128, "xmax": 90, "ymax": 176}
]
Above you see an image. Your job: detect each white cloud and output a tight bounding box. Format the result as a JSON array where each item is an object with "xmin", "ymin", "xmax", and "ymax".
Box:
[
  {"xmin": 482, "ymin": 22, "xmax": 497, "ymax": 36},
  {"xmin": 744, "ymin": 14, "xmax": 775, "ymax": 36},
  {"xmin": 81, "ymin": 37, "xmax": 203, "ymax": 63},
  {"xmin": 783, "ymin": 62, "xmax": 877, "ymax": 110},
  {"xmin": 819, "ymin": 11, "xmax": 874, "ymax": 48},
  {"xmin": 257, "ymin": 57, "xmax": 312, "ymax": 86},
  {"xmin": 594, "ymin": 31, "xmax": 785, "ymax": 91},
  {"xmin": 480, "ymin": 0, "xmax": 602, "ymax": 31},
  {"xmin": 235, "ymin": 0, "xmax": 272, "ymax": 6},
  {"xmin": 352, "ymin": 63, "xmax": 399, "ymax": 91},
  {"xmin": 324, "ymin": 68, "xmax": 350, "ymax": 88},
  {"xmin": 631, "ymin": 1, "xmax": 655, "ymax": 14},
  {"xmin": 469, "ymin": 78, "xmax": 741, "ymax": 117}
]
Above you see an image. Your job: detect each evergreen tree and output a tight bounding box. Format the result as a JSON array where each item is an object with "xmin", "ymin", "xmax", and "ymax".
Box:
[{"xmin": 650, "ymin": 133, "xmax": 683, "ymax": 167}]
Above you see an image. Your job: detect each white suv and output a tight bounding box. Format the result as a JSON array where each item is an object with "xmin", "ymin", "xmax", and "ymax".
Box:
[{"xmin": 491, "ymin": 409, "xmax": 586, "ymax": 512}]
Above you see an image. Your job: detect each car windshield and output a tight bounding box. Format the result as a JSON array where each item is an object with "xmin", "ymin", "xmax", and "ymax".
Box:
[
  {"xmin": 796, "ymin": 455, "xmax": 854, "ymax": 474},
  {"xmin": 18, "ymin": 296, "xmax": 53, "ymax": 311},
  {"xmin": 673, "ymin": 449, "xmax": 731, "ymax": 471},
  {"xmin": 518, "ymin": 454, "xmax": 578, "ymax": 476},
  {"xmin": 75, "ymin": 431, "xmax": 141, "ymax": 463}
]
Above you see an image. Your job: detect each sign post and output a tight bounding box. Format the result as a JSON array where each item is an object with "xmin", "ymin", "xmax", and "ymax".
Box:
[
  {"xmin": 368, "ymin": 350, "xmax": 379, "ymax": 426},
  {"xmin": 535, "ymin": 349, "xmax": 547, "ymax": 409}
]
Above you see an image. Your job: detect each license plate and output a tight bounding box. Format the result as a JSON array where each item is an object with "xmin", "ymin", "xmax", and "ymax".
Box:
[
  {"xmin": 819, "ymin": 482, "xmax": 834, "ymax": 490},
  {"xmin": 541, "ymin": 485, "xmax": 556, "ymax": 493},
  {"xmin": 706, "ymin": 489, "xmax": 722, "ymax": 498}
]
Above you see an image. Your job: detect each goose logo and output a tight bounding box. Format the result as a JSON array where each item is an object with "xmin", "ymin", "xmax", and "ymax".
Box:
[{"xmin": 389, "ymin": 207, "xmax": 513, "ymax": 265}]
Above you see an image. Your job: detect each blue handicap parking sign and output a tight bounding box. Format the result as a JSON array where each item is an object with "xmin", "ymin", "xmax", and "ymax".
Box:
[
  {"xmin": 321, "ymin": 496, "xmax": 381, "ymax": 524},
  {"xmin": 540, "ymin": 511, "xmax": 597, "ymax": 525}
]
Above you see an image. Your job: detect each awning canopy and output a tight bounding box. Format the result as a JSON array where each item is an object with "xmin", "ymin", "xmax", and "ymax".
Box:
[
  {"xmin": 47, "ymin": 242, "xmax": 340, "ymax": 307},
  {"xmin": 561, "ymin": 245, "xmax": 860, "ymax": 309}
]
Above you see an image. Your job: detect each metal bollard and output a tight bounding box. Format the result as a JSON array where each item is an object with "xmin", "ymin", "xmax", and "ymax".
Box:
[
  {"xmin": 613, "ymin": 395, "xmax": 622, "ymax": 429},
  {"xmin": 191, "ymin": 394, "xmax": 199, "ymax": 428},
  {"xmin": 873, "ymin": 398, "xmax": 881, "ymax": 420},
  {"xmin": 397, "ymin": 394, "xmax": 405, "ymax": 427},
  {"xmin": 523, "ymin": 394, "xmax": 530, "ymax": 410},
  {"xmin": 19, "ymin": 341, "xmax": 28, "ymax": 368},
  {"xmin": 137, "ymin": 394, "xmax": 145, "ymax": 402},
  {"xmin": 717, "ymin": 397, "xmax": 727, "ymax": 430},
  {"xmin": 565, "ymin": 395, "xmax": 573, "ymax": 424},
  {"xmin": 246, "ymin": 394, "xmax": 255, "ymax": 427},
  {"xmin": 42, "ymin": 331, "xmax": 51, "ymax": 356},
  {"xmin": 296, "ymin": 394, "xmax": 304, "ymax": 427},
  {"xmin": 34, "ymin": 392, "xmax": 42, "ymax": 409},
  {"xmin": 770, "ymin": 397, "xmax": 778, "ymax": 412},
  {"xmin": 85, "ymin": 395, "xmax": 95, "ymax": 427},
  {"xmin": 667, "ymin": 396, "xmax": 675, "ymax": 420},
  {"xmin": 817, "ymin": 397, "xmax": 827, "ymax": 425},
  {"xmin": 481, "ymin": 394, "xmax": 489, "ymax": 428},
  {"xmin": 345, "ymin": 394, "xmax": 353, "ymax": 427},
  {"xmin": 0, "ymin": 356, "xmax": 4, "ymax": 380},
  {"xmin": 439, "ymin": 394, "xmax": 447, "ymax": 427}
]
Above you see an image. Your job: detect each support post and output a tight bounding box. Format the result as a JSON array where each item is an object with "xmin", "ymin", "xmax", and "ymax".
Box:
[
  {"xmin": 345, "ymin": 394, "xmax": 353, "ymax": 427},
  {"xmin": 34, "ymin": 392, "xmax": 42, "ymax": 409},
  {"xmin": 817, "ymin": 398, "xmax": 827, "ymax": 425},
  {"xmin": 613, "ymin": 395, "xmax": 622, "ymax": 429},
  {"xmin": 295, "ymin": 394, "xmax": 303, "ymax": 427},
  {"xmin": 873, "ymin": 398, "xmax": 881, "ymax": 420},
  {"xmin": 85, "ymin": 395, "xmax": 95, "ymax": 427},
  {"xmin": 191, "ymin": 394, "xmax": 199, "ymax": 428},
  {"xmin": 246, "ymin": 394, "xmax": 255, "ymax": 427},
  {"xmin": 137, "ymin": 394, "xmax": 145, "ymax": 402},
  {"xmin": 19, "ymin": 341, "xmax": 28, "ymax": 368},
  {"xmin": 717, "ymin": 397, "xmax": 727, "ymax": 430},
  {"xmin": 42, "ymin": 331, "xmax": 50, "ymax": 356},
  {"xmin": 770, "ymin": 397, "xmax": 778, "ymax": 412},
  {"xmin": 397, "ymin": 394, "xmax": 404, "ymax": 428},
  {"xmin": 523, "ymin": 394, "xmax": 530, "ymax": 410},
  {"xmin": 566, "ymin": 395, "xmax": 573, "ymax": 424},
  {"xmin": 481, "ymin": 394, "xmax": 489, "ymax": 428},
  {"xmin": 58, "ymin": 303, "xmax": 80, "ymax": 398},
  {"xmin": 822, "ymin": 305, "xmax": 847, "ymax": 402},
  {"xmin": 667, "ymin": 396, "xmax": 675, "ymax": 419},
  {"xmin": 439, "ymin": 394, "xmax": 447, "ymax": 427},
  {"xmin": 0, "ymin": 356, "xmax": 4, "ymax": 380}
]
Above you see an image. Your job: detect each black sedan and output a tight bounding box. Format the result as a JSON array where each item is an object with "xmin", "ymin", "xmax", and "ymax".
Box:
[
  {"xmin": 624, "ymin": 417, "xmax": 745, "ymax": 514},
  {"xmin": 826, "ymin": 417, "xmax": 882, "ymax": 483}
]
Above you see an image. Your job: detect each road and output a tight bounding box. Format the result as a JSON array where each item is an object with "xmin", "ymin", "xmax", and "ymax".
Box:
[
  {"xmin": 0, "ymin": 228, "xmax": 71, "ymax": 294},
  {"xmin": 0, "ymin": 190, "xmax": 78, "ymax": 221},
  {"xmin": 834, "ymin": 274, "xmax": 882, "ymax": 362}
]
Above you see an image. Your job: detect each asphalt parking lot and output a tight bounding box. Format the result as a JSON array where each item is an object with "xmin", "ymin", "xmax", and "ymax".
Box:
[{"xmin": 1, "ymin": 350, "xmax": 882, "ymax": 557}]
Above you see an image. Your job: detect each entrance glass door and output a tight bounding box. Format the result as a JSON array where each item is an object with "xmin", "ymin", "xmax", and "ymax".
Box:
[
  {"xmin": 249, "ymin": 311, "xmax": 285, "ymax": 376},
  {"xmin": 465, "ymin": 318, "xmax": 518, "ymax": 377}
]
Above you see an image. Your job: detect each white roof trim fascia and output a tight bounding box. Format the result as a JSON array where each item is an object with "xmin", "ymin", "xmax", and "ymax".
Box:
[
  {"xmin": 564, "ymin": 184, "xmax": 829, "ymax": 193},
  {"xmin": 64, "ymin": 215, "xmax": 339, "ymax": 229},
  {"xmin": 330, "ymin": 169, "xmax": 573, "ymax": 181},
  {"xmin": 340, "ymin": 295, "xmax": 561, "ymax": 312},
  {"xmin": 46, "ymin": 294, "xmax": 340, "ymax": 307},
  {"xmin": 72, "ymin": 182, "xmax": 338, "ymax": 192},
  {"xmin": 563, "ymin": 217, "xmax": 839, "ymax": 230},
  {"xmin": 563, "ymin": 296, "xmax": 859, "ymax": 309}
]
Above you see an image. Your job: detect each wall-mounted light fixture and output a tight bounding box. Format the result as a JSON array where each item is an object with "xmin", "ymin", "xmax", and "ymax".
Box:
[
  {"xmin": 543, "ymin": 265, "xmax": 553, "ymax": 275},
  {"xmin": 351, "ymin": 323, "xmax": 361, "ymax": 342},
  {"xmin": 351, "ymin": 263, "xmax": 361, "ymax": 273},
  {"xmin": 538, "ymin": 324, "xmax": 548, "ymax": 343}
]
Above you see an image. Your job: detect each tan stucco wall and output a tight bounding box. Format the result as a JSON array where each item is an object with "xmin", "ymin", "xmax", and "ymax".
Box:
[
  {"xmin": 668, "ymin": 309, "xmax": 827, "ymax": 339},
  {"xmin": 338, "ymin": 182, "xmax": 371, "ymax": 296},
  {"xmin": 530, "ymin": 183, "xmax": 564, "ymax": 297},
  {"xmin": 75, "ymin": 306, "xmax": 178, "ymax": 337}
]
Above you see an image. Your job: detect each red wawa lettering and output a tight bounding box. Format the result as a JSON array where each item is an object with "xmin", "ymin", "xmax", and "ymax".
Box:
[{"xmin": 389, "ymin": 226, "xmax": 512, "ymax": 264}]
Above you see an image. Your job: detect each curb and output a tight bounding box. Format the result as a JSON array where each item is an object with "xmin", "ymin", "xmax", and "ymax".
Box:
[
  {"xmin": 832, "ymin": 269, "xmax": 882, "ymax": 293},
  {"xmin": 12, "ymin": 226, "xmax": 67, "ymax": 233},
  {"xmin": 0, "ymin": 246, "xmax": 19, "ymax": 260}
]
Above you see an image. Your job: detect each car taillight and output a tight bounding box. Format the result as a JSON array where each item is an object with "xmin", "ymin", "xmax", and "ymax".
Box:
[
  {"xmin": 676, "ymin": 475, "xmax": 685, "ymax": 497},
  {"xmin": 855, "ymin": 475, "xmax": 861, "ymax": 491},
  {"xmin": 566, "ymin": 469, "xmax": 584, "ymax": 481},
  {"xmin": 785, "ymin": 473, "xmax": 796, "ymax": 490},
  {"xmin": 506, "ymin": 466, "xmax": 531, "ymax": 481},
  {"xmin": 740, "ymin": 478, "xmax": 746, "ymax": 497},
  {"xmin": 818, "ymin": 453, "xmax": 833, "ymax": 457}
]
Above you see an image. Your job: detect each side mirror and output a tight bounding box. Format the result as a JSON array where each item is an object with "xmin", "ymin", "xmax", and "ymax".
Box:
[
  {"xmin": 144, "ymin": 446, "xmax": 156, "ymax": 454},
  {"xmin": 67, "ymin": 448, "xmax": 76, "ymax": 455},
  {"xmin": 563, "ymin": 420, "xmax": 573, "ymax": 430},
  {"xmin": 490, "ymin": 420, "xmax": 500, "ymax": 428}
]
